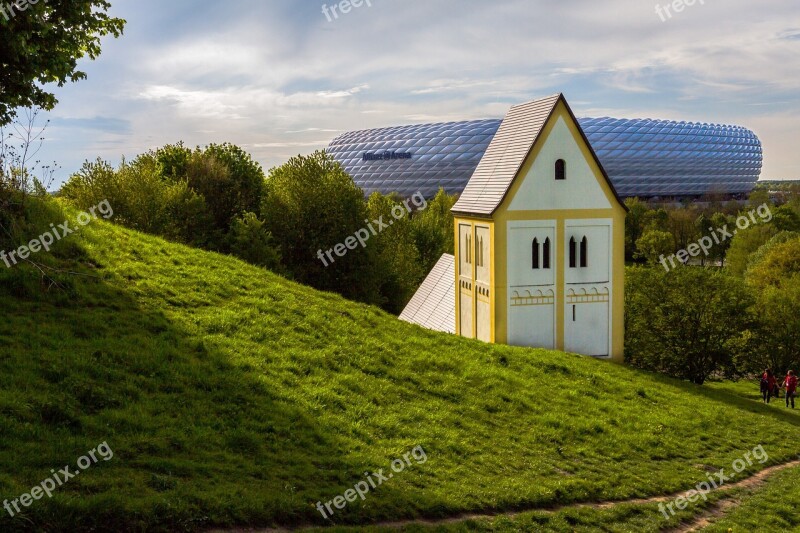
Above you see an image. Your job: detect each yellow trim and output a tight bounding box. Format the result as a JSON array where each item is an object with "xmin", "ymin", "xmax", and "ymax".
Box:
[
  {"xmin": 454, "ymin": 219, "xmax": 460, "ymax": 336},
  {"xmin": 489, "ymin": 222, "xmax": 496, "ymax": 343},
  {"xmin": 504, "ymin": 209, "xmax": 616, "ymax": 220},
  {"xmin": 453, "ymin": 217, "xmax": 495, "ymax": 342}
]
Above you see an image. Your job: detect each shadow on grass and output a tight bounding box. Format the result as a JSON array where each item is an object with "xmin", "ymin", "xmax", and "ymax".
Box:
[{"xmin": 0, "ymin": 260, "xmax": 428, "ymax": 532}]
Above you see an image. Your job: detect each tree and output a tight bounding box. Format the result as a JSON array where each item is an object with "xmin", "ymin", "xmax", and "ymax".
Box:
[
  {"xmin": 261, "ymin": 151, "xmax": 381, "ymax": 304},
  {"xmin": 411, "ymin": 188, "xmax": 456, "ymax": 275},
  {"xmin": 228, "ymin": 212, "xmax": 282, "ymax": 272},
  {"xmin": 634, "ymin": 229, "xmax": 673, "ymax": 265},
  {"xmin": 666, "ymin": 206, "xmax": 700, "ymax": 252},
  {"xmin": 0, "ymin": 0, "xmax": 125, "ymax": 125},
  {"xmin": 204, "ymin": 143, "xmax": 265, "ymax": 216},
  {"xmin": 625, "ymin": 266, "xmax": 754, "ymax": 384},
  {"xmin": 739, "ymin": 278, "xmax": 800, "ymax": 376},
  {"xmin": 367, "ymin": 192, "xmax": 424, "ymax": 313},
  {"xmin": 624, "ymin": 197, "xmax": 650, "ymax": 261},
  {"xmin": 772, "ymin": 205, "xmax": 800, "ymax": 232},
  {"xmin": 707, "ymin": 212, "xmax": 733, "ymax": 266},
  {"xmin": 745, "ymin": 235, "xmax": 800, "ymax": 292},
  {"xmin": 725, "ymin": 224, "xmax": 778, "ymax": 276}
]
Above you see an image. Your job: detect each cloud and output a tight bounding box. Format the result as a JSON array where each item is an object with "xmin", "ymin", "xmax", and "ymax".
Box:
[
  {"xmin": 33, "ymin": 0, "xmax": 800, "ymax": 186},
  {"xmin": 53, "ymin": 117, "xmax": 132, "ymax": 135}
]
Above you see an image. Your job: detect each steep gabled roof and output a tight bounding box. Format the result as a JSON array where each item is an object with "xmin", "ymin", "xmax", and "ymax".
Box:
[
  {"xmin": 399, "ymin": 254, "xmax": 455, "ymax": 334},
  {"xmin": 451, "ymin": 94, "xmax": 626, "ymax": 216}
]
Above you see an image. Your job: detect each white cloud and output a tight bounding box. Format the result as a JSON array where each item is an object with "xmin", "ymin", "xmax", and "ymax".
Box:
[{"xmin": 36, "ymin": 0, "xmax": 800, "ymax": 185}]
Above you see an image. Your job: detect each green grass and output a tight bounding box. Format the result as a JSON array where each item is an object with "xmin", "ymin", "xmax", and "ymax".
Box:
[
  {"xmin": 1, "ymin": 202, "xmax": 800, "ymax": 531},
  {"xmin": 702, "ymin": 466, "xmax": 800, "ymax": 531}
]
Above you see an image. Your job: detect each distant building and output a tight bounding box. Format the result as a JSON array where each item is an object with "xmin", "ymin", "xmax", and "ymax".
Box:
[
  {"xmin": 328, "ymin": 113, "xmax": 762, "ymax": 200},
  {"xmin": 401, "ymin": 94, "xmax": 626, "ymax": 361}
]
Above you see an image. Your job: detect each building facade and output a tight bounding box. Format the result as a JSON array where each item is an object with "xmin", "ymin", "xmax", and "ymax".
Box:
[
  {"xmin": 327, "ymin": 116, "xmax": 763, "ymax": 200},
  {"xmin": 401, "ymin": 94, "xmax": 626, "ymax": 361}
]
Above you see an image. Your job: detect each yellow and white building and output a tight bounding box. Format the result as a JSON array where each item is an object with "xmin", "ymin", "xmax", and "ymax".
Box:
[{"xmin": 401, "ymin": 94, "xmax": 626, "ymax": 361}]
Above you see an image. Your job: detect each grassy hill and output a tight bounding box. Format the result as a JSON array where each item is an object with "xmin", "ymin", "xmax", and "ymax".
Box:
[{"xmin": 1, "ymin": 203, "xmax": 799, "ymax": 532}]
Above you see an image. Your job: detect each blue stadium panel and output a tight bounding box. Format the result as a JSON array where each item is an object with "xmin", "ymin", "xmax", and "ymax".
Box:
[{"xmin": 327, "ymin": 117, "xmax": 762, "ymax": 199}]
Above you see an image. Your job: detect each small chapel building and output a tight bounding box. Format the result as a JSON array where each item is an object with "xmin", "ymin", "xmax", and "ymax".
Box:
[{"xmin": 401, "ymin": 94, "xmax": 626, "ymax": 361}]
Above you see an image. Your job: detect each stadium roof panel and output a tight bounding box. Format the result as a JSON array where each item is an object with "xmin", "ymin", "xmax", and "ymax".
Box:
[{"xmin": 327, "ymin": 106, "xmax": 763, "ymax": 199}]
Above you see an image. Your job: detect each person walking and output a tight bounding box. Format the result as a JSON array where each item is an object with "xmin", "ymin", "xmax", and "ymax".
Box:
[
  {"xmin": 783, "ymin": 370, "xmax": 797, "ymax": 409},
  {"xmin": 761, "ymin": 369, "xmax": 777, "ymax": 403}
]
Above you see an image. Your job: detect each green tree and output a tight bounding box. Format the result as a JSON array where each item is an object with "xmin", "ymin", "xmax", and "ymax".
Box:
[
  {"xmin": 707, "ymin": 212, "xmax": 733, "ymax": 266},
  {"xmin": 739, "ymin": 278, "xmax": 800, "ymax": 376},
  {"xmin": 60, "ymin": 155, "xmax": 215, "ymax": 245},
  {"xmin": 204, "ymin": 143, "xmax": 265, "ymax": 215},
  {"xmin": 366, "ymin": 193, "xmax": 424, "ymax": 313},
  {"xmin": 261, "ymin": 151, "xmax": 381, "ymax": 304},
  {"xmin": 772, "ymin": 204, "xmax": 800, "ymax": 232},
  {"xmin": 745, "ymin": 235, "xmax": 800, "ymax": 292},
  {"xmin": 228, "ymin": 212, "xmax": 282, "ymax": 271},
  {"xmin": 747, "ymin": 189, "xmax": 771, "ymax": 209},
  {"xmin": 155, "ymin": 142, "xmax": 192, "ymax": 181},
  {"xmin": 411, "ymin": 188, "xmax": 456, "ymax": 275},
  {"xmin": 625, "ymin": 266, "xmax": 754, "ymax": 384},
  {"xmin": 0, "ymin": 0, "xmax": 125, "ymax": 125},
  {"xmin": 634, "ymin": 229, "xmax": 674, "ymax": 265},
  {"xmin": 725, "ymin": 224, "xmax": 778, "ymax": 276},
  {"xmin": 624, "ymin": 197, "xmax": 651, "ymax": 261},
  {"xmin": 666, "ymin": 206, "xmax": 700, "ymax": 252}
]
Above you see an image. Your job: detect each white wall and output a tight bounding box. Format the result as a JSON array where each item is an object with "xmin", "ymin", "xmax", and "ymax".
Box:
[
  {"xmin": 508, "ymin": 117, "xmax": 612, "ymax": 212},
  {"xmin": 564, "ymin": 219, "xmax": 612, "ymax": 357},
  {"xmin": 506, "ymin": 221, "xmax": 556, "ymax": 349}
]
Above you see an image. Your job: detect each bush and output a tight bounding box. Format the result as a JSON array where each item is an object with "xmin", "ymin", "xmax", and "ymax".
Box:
[
  {"xmin": 366, "ymin": 192, "xmax": 424, "ymax": 313},
  {"xmin": 410, "ymin": 188, "xmax": 456, "ymax": 276},
  {"xmin": 261, "ymin": 151, "xmax": 381, "ymax": 305},
  {"xmin": 228, "ymin": 212, "xmax": 282, "ymax": 271},
  {"xmin": 625, "ymin": 266, "xmax": 754, "ymax": 384},
  {"xmin": 60, "ymin": 144, "xmax": 275, "ymax": 266}
]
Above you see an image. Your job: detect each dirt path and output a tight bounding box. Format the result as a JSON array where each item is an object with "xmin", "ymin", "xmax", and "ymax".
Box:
[{"xmin": 213, "ymin": 459, "xmax": 800, "ymax": 533}]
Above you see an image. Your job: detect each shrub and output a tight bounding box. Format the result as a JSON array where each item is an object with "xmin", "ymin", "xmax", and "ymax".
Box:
[
  {"xmin": 625, "ymin": 266, "xmax": 754, "ymax": 384},
  {"xmin": 228, "ymin": 212, "xmax": 282, "ymax": 271},
  {"xmin": 261, "ymin": 151, "xmax": 381, "ymax": 305}
]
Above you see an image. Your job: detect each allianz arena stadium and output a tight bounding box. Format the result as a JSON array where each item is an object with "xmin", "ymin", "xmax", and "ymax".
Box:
[{"xmin": 327, "ymin": 117, "xmax": 763, "ymax": 199}]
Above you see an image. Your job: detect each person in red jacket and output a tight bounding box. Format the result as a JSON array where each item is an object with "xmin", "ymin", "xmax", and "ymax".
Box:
[
  {"xmin": 783, "ymin": 370, "xmax": 797, "ymax": 409},
  {"xmin": 761, "ymin": 369, "xmax": 778, "ymax": 403}
]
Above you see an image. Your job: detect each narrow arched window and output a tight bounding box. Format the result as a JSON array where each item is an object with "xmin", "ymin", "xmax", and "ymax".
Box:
[
  {"xmin": 555, "ymin": 159, "xmax": 566, "ymax": 180},
  {"xmin": 532, "ymin": 238, "xmax": 540, "ymax": 269},
  {"xmin": 580, "ymin": 236, "xmax": 588, "ymax": 268},
  {"xmin": 543, "ymin": 238, "xmax": 551, "ymax": 269},
  {"xmin": 569, "ymin": 237, "xmax": 577, "ymax": 268},
  {"xmin": 477, "ymin": 236, "xmax": 483, "ymax": 267},
  {"xmin": 466, "ymin": 234, "xmax": 471, "ymax": 264}
]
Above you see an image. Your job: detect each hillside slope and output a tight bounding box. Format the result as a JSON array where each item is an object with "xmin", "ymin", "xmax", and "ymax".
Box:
[{"xmin": 1, "ymin": 210, "xmax": 799, "ymax": 532}]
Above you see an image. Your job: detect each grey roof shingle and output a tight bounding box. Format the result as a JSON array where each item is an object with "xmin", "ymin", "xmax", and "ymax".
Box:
[
  {"xmin": 399, "ymin": 254, "xmax": 455, "ymax": 334},
  {"xmin": 451, "ymin": 94, "xmax": 562, "ymax": 216}
]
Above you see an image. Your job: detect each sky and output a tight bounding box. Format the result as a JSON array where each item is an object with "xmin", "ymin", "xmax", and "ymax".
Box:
[{"xmin": 17, "ymin": 0, "xmax": 800, "ymax": 188}]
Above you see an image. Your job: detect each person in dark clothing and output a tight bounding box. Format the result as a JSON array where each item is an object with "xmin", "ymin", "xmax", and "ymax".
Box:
[
  {"xmin": 783, "ymin": 370, "xmax": 797, "ymax": 409},
  {"xmin": 761, "ymin": 369, "xmax": 777, "ymax": 403}
]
